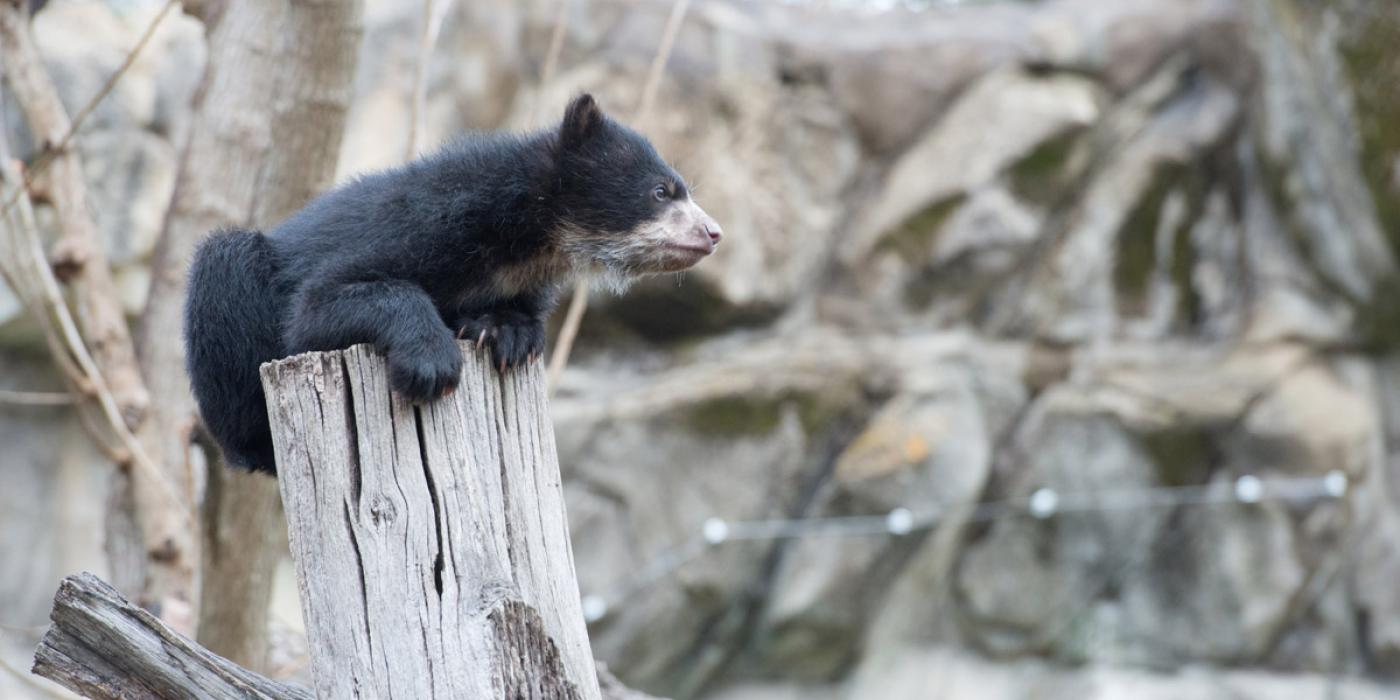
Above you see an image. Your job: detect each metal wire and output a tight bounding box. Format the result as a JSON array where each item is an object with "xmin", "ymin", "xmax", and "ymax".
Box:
[{"xmin": 578, "ymin": 472, "xmax": 1349, "ymax": 622}]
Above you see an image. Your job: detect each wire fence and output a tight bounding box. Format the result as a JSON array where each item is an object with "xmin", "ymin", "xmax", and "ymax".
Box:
[{"xmin": 579, "ymin": 471, "xmax": 1350, "ymax": 622}]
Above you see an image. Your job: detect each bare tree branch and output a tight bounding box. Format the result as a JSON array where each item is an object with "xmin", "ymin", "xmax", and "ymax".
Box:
[
  {"xmin": 0, "ymin": 0, "xmax": 177, "ymax": 224},
  {"xmin": 406, "ymin": 0, "xmax": 455, "ymax": 159},
  {"xmin": 0, "ymin": 0, "xmax": 196, "ymax": 627},
  {"xmin": 0, "ymin": 141, "xmax": 87, "ymax": 392},
  {"xmin": 529, "ymin": 0, "xmax": 573, "ymax": 125},
  {"xmin": 0, "ymin": 389, "xmax": 73, "ymax": 405},
  {"xmin": 0, "ymin": 158, "xmax": 183, "ymax": 514},
  {"xmin": 637, "ymin": 0, "xmax": 692, "ymax": 121},
  {"xmin": 0, "ymin": 1, "xmax": 149, "ymax": 426}
]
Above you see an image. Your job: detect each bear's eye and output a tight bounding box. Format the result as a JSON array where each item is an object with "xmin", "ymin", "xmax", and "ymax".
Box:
[{"xmin": 652, "ymin": 184, "xmax": 669, "ymax": 202}]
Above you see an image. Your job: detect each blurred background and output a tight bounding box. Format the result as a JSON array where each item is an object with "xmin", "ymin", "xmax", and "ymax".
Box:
[{"xmin": 2, "ymin": 0, "xmax": 1400, "ymax": 698}]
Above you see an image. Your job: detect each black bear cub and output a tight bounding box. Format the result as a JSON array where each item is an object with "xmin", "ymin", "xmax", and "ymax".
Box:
[{"xmin": 184, "ymin": 95, "xmax": 722, "ymax": 474}]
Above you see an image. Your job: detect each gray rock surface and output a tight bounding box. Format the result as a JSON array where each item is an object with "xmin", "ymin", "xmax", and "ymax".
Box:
[{"xmin": 5, "ymin": 0, "xmax": 1400, "ymax": 698}]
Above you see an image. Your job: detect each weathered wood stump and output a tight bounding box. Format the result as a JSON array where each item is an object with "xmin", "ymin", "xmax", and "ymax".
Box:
[
  {"xmin": 32, "ymin": 572, "xmax": 655, "ymax": 698},
  {"xmin": 32, "ymin": 344, "xmax": 633, "ymax": 699},
  {"xmin": 260, "ymin": 343, "xmax": 601, "ymax": 699}
]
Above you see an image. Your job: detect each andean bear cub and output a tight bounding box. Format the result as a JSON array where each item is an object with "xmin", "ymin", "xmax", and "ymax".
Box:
[{"xmin": 183, "ymin": 94, "xmax": 722, "ymax": 475}]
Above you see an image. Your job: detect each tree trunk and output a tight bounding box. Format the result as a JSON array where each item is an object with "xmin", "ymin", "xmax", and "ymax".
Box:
[
  {"xmin": 196, "ymin": 466, "xmax": 286, "ymax": 672},
  {"xmin": 261, "ymin": 345, "xmax": 603, "ymax": 699},
  {"xmin": 136, "ymin": 0, "xmax": 363, "ymax": 668}
]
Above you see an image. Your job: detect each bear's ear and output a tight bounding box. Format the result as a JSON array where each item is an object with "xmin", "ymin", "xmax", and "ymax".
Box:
[{"xmin": 560, "ymin": 94, "xmax": 604, "ymax": 149}]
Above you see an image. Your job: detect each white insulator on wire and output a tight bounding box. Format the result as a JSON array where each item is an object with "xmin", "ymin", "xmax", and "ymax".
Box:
[
  {"xmin": 1324, "ymin": 470, "xmax": 1348, "ymax": 498},
  {"xmin": 581, "ymin": 595, "xmax": 608, "ymax": 623},
  {"xmin": 1028, "ymin": 488, "xmax": 1058, "ymax": 519},
  {"xmin": 1234, "ymin": 475, "xmax": 1263, "ymax": 504},
  {"xmin": 702, "ymin": 517, "xmax": 729, "ymax": 544},
  {"xmin": 886, "ymin": 507, "xmax": 914, "ymax": 535}
]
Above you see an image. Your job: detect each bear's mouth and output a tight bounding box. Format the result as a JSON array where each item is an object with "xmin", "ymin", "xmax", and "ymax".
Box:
[{"xmin": 655, "ymin": 241, "xmax": 712, "ymax": 271}]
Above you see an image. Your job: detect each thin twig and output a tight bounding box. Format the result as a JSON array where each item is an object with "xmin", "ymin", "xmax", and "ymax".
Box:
[
  {"xmin": 545, "ymin": 279, "xmax": 590, "ymax": 389},
  {"xmin": 0, "ymin": 102, "xmax": 79, "ymax": 380},
  {"xmin": 0, "ymin": 258, "xmax": 86, "ymax": 383},
  {"xmin": 0, "ymin": 388, "xmax": 73, "ymax": 406},
  {"xmin": 540, "ymin": 0, "xmax": 571, "ymax": 88},
  {"xmin": 0, "ymin": 157, "xmax": 187, "ymax": 519},
  {"xmin": 636, "ymin": 0, "xmax": 692, "ymax": 122},
  {"xmin": 0, "ymin": 0, "xmax": 177, "ymax": 222},
  {"xmin": 546, "ymin": 0, "xmax": 693, "ymax": 393},
  {"xmin": 529, "ymin": 0, "xmax": 573, "ymax": 125},
  {"xmin": 0, "ymin": 152, "xmax": 120, "ymax": 456},
  {"xmin": 406, "ymin": 0, "xmax": 455, "ymax": 160},
  {"xmin": 72, "ymin": 398, "xmax": 128, "ymax": 464}
]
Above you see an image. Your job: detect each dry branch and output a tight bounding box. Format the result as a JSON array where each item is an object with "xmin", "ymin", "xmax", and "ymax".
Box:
[
  {"xmin": 0, "ymin": 0, "xmax": 196, "ymax": 621},
  {"xmin": 0, "ymin": 1, "xmax": 176, "ymax": 223},
  {"xmin": 0, "ymin": 389, "xmax": 74, "ymax": 405},
  {"xmin": 406, "ymin": 0, "xmax": 456, "ymax": 159},
  {"xmin": 32, "ymin": 572, "xmax": 312, "ymax": 700},
  {"xmin": 0, "ymin": 0, "xmax": 152, "ymax": 428}
]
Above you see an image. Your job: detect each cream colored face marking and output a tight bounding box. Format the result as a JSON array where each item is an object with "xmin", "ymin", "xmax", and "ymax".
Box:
[{"xmin": 557, "ymin": 195, "xmax": 721, "ymax": 293}]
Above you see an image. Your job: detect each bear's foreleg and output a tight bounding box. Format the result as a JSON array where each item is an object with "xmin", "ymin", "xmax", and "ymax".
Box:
[{"xmin": 287, "ymin": 279, "xmax": 462, "ymax": 402}]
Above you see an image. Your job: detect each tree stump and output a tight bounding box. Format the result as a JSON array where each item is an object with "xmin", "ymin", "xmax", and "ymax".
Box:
[{"xmin": 260, "ymin": 344, "xmax": 601, "ymax": 699}]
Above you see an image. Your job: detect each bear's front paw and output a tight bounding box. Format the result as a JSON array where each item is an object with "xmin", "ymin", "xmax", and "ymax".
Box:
[
  {"xmin": 455, "ymin": 310, "xmax": 545, "ymax": 372},
  {"xmin": 387, "ymin": 334, "xmax": 462, "ymax": 403}
]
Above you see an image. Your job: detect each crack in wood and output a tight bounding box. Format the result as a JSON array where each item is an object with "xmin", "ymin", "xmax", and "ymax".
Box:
[
  {"xmin": 341, "ymin": 356, "xmax": 362, "ymax": 507},
  {"xmin": 342, "ymin": 500, "xmax": 374, "ymax": 661},
  {"xmin": 415, "ymin": 405, "xmax": 447, "ymax": 597}
]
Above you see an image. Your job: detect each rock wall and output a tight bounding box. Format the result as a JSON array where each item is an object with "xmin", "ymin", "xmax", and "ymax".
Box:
[
  {"xmin": 2, "ymin": 0, "xmax": 1399, "ymax": 698},
  {"xmin": 524, "ymin": 1, "xmax": 1400, "ymax": 697}
]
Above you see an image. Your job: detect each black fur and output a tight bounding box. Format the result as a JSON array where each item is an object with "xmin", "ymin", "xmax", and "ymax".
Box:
[
  {"xmin": 184, "ymin": 95, "xmax": 690, "ymax": 474},
  {"xmin": 184, "ymin": 229, "xmax": 286, "ymax": 470}
]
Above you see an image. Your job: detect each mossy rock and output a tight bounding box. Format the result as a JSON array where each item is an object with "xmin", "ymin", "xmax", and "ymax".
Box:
[
  {"xmin": 751, "ymin": 617, "xmax": 859, "ymax": 682},
  {"xmin": 1113, "ymin": 160, "xmax": 1205, "ymax": 324},
  {"xmin": 901, "ymin": 247, "xmax": 1006, "ymax": 312},
  {"xmin": 1138, "ymin": 424, "xmax": 1218, "ymax": 488},
  {"xmin": 874, "ymin": 194, "xmax": 966, "ymax": 265},
  {"xmin": 1255, "ymin": 139, "xmax": 1347, "ymax": 299},
  {"xmin": 588, "ymin": 275, "xmax": 781, "ymax": 345},
  {"xmin": 672, "ymin": 383, "xmax": 845, "ymax": 436},
  {"xmin": 1008, "ymin": 126, "xmax": 1089, "ymax": 206},
  {"xmin": 1337, "ymin": 5, "xmax": 1400, "ymax": 257},
  {"xmin": 676, "ymin": 383, "xmax": 861, "ymax": 439},
  {"xmin": 1352, "ymin": 271, "xmax": 1400, "ymax": 353}
]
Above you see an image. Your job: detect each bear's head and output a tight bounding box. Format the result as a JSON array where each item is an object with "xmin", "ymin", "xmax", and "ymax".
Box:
[{"xmin": 550, "ymin": 94, "xmax": 722, "ymax": 288}]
